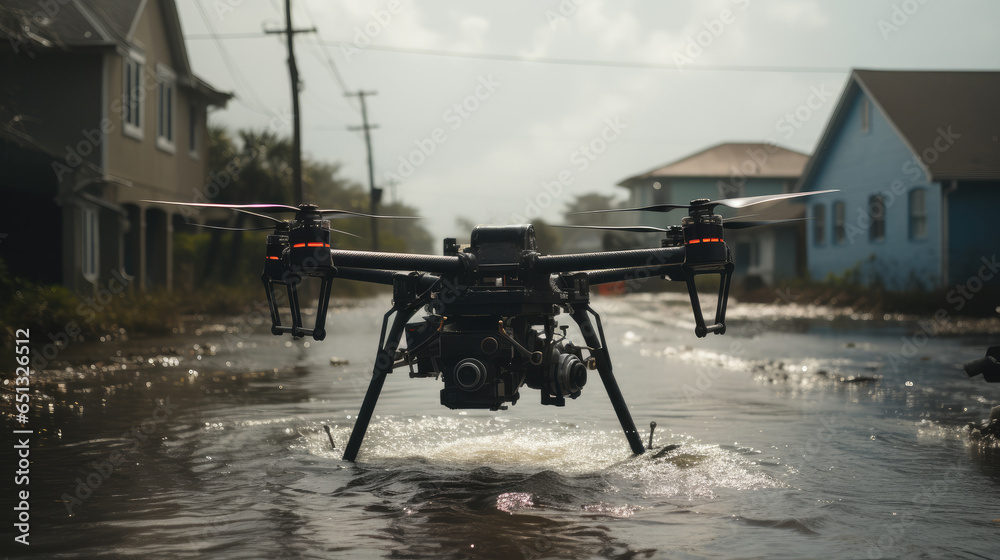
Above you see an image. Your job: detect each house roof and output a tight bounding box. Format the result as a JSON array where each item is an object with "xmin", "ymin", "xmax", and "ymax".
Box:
[
  {"xmin": 799, "ymin": 69, "xmax": 1000, "ymax": 188},
  {"xmin": 618, "ymin": 142, "xmax": 809, "ymax": 186},
  {"xmin": 0, "ymin": 0, "xmax": 229, "ymax": 105}
]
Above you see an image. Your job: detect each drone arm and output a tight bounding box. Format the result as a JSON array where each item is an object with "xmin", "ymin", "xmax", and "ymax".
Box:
[
  {"xmin": 330, "ymin": 249, "xmax": 473, "ymax": 274},
  {"xmin": 569, "ymin": 305, "xmax": 645, "ymax": 455},
  {"xmin": 534, "ymin": 246, "xmax": 685, "ymax": 274},
  {"xmin": 334, "ymin": 267, "xmax": 399, "ymax": 286},
  {"xmin": 586, "ymin": 263, "xmax": 685, "ymax": 285}
]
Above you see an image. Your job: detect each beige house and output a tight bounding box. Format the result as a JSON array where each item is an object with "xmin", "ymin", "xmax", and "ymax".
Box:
[{"xmin": 0, "ymin": 0, "xmax": 229, "ymax": 291}]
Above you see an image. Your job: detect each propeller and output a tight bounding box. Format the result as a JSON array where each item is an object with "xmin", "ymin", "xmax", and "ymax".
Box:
[
  {"xmin": 140, "ymin": 200, "xmax": 418, "ymax": 220},
  {"xmin": 572, "ymin": 190, "xmax": 839, "ymax": 216},
  {"xmin": 184, "ymin": 221, "xmax": 362, "ymax": 238},
  {"xmin": 556, "ymin": 217, "xmax": 811, "ymax": 234}
]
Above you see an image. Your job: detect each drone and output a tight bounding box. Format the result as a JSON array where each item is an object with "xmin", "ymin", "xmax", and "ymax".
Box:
[{"xmin": 146, "ymin": 190, "xmax": 834, "ymax": 461}]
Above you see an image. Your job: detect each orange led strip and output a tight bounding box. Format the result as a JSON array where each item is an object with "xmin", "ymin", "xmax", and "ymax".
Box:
[{"xmin": 266, "ymin": 256, "xmax": 280, "ymax": 260}]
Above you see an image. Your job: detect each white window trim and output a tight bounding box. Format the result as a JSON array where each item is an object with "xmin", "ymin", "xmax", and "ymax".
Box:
[
  {"xmin": 82, "ymin": 207, "xmax": 99, "ymax": 282},
  {"xmin": 156, "ymin": 63, "xmax": 176, "ymax": 154},
  {"xmin": 910, "ymin": 188, "xmax": 928, "ymax": 240},
  {"xmin": 122, "ymin": 50, "xmax": 145, "ymax": 141},
  {"xmin": 188, "ymin": 102, "xmax": 200, "ymax": 160}
]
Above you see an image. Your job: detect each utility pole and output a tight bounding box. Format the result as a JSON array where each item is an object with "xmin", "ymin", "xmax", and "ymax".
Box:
[
  {"xmin": 346, "ymin": 90, "xmax": 380, "ymax": 250},
  {"xmin": 265, "ymin": 0, "xmax": 315, "ymax": 204}
]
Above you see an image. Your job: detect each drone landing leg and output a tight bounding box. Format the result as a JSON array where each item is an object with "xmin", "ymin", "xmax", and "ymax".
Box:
[
  {"xmin": 570, "ymin": 306, "xmax": 645, "ymax": 455},
  {"xmin": 342, "ymin": 306, "xmax": 416, "ymax": 462}
]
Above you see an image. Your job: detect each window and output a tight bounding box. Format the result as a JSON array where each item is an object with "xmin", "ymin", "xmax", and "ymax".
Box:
[
  {"xmin": 909, "ymin": 188, "xmax": 927, "ymax": 239},
  {"xmin": 156, "ymin": 64, "xmax": 176, "ymax": 153},
  {"xmin": 813, "ymin": 203, "xmax": 826, "ymax": 245},
  {"xmin": 82, "ymin": 208, "xmax": 99, "ymax": 280},
  {"xmin": 869, "ymin": 195, "xmax": 886, "ymax": 241},
  {"xmin": 188, "ymin": 103, "xmax": 198, "ymax": 157},
  {"xmin": 122, "ymin": 51, "xmax": 144, "ymax": 139},
  {"xmin": 833, "ymin": 201, "xmax": 845, "ymax": 244},
  {"xmin": 860, "ymin": 97, "xmax": 870, "ymax": 133}
]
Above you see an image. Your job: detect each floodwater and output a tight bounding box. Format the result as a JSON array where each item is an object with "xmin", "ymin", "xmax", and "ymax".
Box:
[{"xmin": 3, "ymin": 293, "xmax": 999, "ymax": 559}]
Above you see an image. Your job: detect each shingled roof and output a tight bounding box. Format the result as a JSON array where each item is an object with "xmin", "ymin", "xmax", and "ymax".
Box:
[
  {"xmin": 0, "ymin": 0, "xmax": 227, "ymax": 104},
  {"xmin": 618, "ymin": 142, "xmax": 809, "ymax": 186},
  {"xmin": 800, "ymin": 69, "xmax": 1000, "ymax": 186}
]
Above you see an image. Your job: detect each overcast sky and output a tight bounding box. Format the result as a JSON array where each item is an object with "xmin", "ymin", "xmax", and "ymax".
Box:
[{"xmin": 176, "ymin": 0, "xmax": 1000, "ymax": 243}]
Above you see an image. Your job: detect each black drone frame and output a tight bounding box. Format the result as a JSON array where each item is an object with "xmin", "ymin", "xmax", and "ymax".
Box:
[
  {"xmin": 146, "ymin": 190, "xmax": 833, "ymax": 462},
  {"xmin": 259, "ymin": 207, "xmax": 733, "ymax": 462}
]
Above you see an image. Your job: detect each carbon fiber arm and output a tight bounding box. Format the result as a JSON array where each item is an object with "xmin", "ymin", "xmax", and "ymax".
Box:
[
  {"xmin": 329, "ymin": 249, "xmax": 473, "ymax": 274},
  {"xmin": 534, "ymin": 246, "xmax": 685, "ymax": 274}
]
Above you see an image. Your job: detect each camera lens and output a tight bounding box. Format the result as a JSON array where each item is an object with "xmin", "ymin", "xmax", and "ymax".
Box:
[{"xmin": 454, "ymin": 358, "xmax": 487, "ymax": 391}]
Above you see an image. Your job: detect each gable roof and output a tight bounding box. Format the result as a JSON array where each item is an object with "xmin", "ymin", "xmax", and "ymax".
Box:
[
  {"xmin": 798, "ymin": 69, "xmax": 1000, "ymax": 189},
  {"xmin": 618, "ymin": 142, "xmax": 809, "ymax": 187},
  {"xmin": 0, "ymin": 0, "xmax": 228, "ymax": 105}
]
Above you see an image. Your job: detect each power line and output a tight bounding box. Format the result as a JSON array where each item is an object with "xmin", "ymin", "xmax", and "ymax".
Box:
[
  {"xmin": 191, "ymin": 3, "xmax": 276, "ymax": 118},
  {"xmin": 184, "ymin": 32, "xmax": 848, "ymax": 74},
  {"xmin": 297, "ymin": 0, "xmax": 355, "ymax": 103},
  {"xmin": 345, "ymin": 90, "xmax": 380, "ymax": 250},
  {"xmin": 317, "ymin": 41, "xmax": 849, "ymax": 74},
  {"xmin": 264, "ymin": 0, "xmax": 316, "ymax": 203}
]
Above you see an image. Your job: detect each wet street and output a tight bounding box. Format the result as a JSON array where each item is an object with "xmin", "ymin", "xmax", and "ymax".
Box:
[{"xmin": 4, "ymin": 293, "xmax": 1000, "ymax": 559}]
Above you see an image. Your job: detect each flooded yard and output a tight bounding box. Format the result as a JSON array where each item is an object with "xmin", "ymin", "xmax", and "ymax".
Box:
[{"xmin": 4, "ymin": 294, "xmax": 999, "ymax": 559}]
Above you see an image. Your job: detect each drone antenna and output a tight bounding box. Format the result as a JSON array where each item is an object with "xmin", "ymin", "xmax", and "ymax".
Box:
[
  {"xmin": 323, "ymin": 425, "xmax": 336, "ymax": 450},
  {"xmin": 648, "ymin": 421, "xmax": 656, "ymax": 450}
]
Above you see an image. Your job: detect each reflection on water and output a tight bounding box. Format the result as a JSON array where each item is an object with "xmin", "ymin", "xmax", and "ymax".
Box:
[{"xmin": 3, "ymin": 295, "xmax": 999, "ymax": 559}]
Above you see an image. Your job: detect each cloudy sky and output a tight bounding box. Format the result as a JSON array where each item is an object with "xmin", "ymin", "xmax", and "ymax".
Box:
[{"xmin": 176, "ymin": 0, "xmax": 1000, "ymax": 242}]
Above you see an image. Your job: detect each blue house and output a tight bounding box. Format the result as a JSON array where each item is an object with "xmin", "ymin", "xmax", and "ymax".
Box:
[{"xmin": 798, "ymin": 70, "xmax": 1000, "ymax": 291}]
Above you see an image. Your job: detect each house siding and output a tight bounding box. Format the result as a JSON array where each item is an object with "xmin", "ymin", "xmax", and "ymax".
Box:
[
  {"xmin": 804, "ymin": 90, "xmax": 943, "ymax": 289},
  {"xmin": 107, "ymin": 0, "xmax": 208, "ymax": 204}
]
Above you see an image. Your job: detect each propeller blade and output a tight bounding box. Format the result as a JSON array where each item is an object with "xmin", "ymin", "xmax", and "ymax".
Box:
[
  {"xmin": 187, "ymin": 223, "xmax": 277, "ymax": 232},
  {"xmin": 555, "ymin": 224, "xmax": 670, "ymax": 234},
  {"xmin": 141, "ymin": 200, "xmax": 300, "ymax": 212},
  {"xmin": 316, "ymin": 209, "xmax": 421, "ymax": 220},
  {"xmin": 722, "ymin": 217, "xmax": 812, "ymax": 230},
  {"xmin": 189, "ymin": 222, "xmax": 363, "ymax": 239},
  {"xmin": 568, "ymin": 190, "xmax": 838, "ymax": 216},
  {"xmin": 709, "ymin": 189, "xmax": 839, "ymax": 210},
  {"xmin": 571, "ymin": 203, "xmax": 689, "ymax": 215},
  {"xmin": 141, "ymin": 200, "xmax": 284, "ymax": 223}
]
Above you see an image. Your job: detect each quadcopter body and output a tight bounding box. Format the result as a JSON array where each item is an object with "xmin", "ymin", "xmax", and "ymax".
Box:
[{"xmin": 146, "ymin": 190, "xmax": 834, "ymax": 461}]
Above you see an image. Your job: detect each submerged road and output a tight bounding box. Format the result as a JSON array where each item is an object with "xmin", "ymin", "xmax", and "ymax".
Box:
[{"xmin": 3, "ymin": 293, "xmax": 999, "ymax": 559}]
